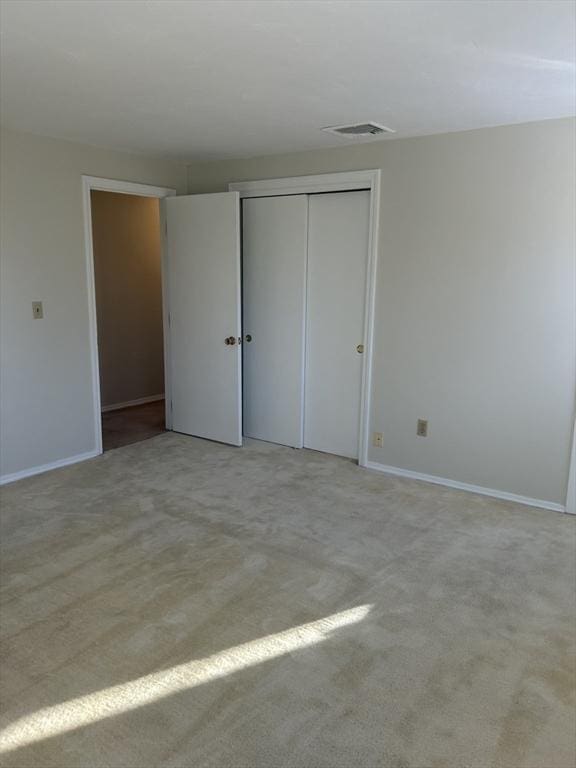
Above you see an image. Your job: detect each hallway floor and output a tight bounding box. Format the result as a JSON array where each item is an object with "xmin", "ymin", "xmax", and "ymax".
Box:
[{"xmin": 101, "ymin": 399, "xmax": 165, "ymax": 451}]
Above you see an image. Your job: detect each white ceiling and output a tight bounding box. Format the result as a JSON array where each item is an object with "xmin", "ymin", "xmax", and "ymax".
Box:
[{"xmin": 1, "ymin": 0, "xmax": 574, "ymax": 161}]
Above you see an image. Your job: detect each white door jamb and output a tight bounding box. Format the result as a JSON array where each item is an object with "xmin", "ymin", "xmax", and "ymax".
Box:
[
  {"xmin": 567, "ymin": 416, "xmax": 576, "ymax": 515},
  {"xmin": 82, "ymin": 175, "xmax": 176, "ymax": 456}
]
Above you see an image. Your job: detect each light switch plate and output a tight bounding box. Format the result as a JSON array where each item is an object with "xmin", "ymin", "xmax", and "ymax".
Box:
[
  {"xmin": 417, "ymin": 419, "xmax": 428, "ymax": 437},
  {"xmin": 32, "ymin": 301, "xmax": 43, "ymax": 319}
]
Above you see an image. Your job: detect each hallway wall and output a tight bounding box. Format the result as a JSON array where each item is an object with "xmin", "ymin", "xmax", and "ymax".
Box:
[{"xmin": 91, "ymin": 191, "xmax": 164, "ymax": 409}]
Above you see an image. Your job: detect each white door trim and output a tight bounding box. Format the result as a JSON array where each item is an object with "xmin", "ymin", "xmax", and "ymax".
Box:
[
  {"xmin": 230, "ymin": 170, "xmax": 381, "ymax": 468},
  {"xmin": 82, "ymin": 175, "xmax": 176, "ymax": 455},
  {"xmin": 566, "ymin": 417, "xmax": 576, "ymax": 515}
]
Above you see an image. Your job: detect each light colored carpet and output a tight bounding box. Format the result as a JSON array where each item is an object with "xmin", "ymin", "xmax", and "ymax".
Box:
[{"xmin": 0, "ymin": 433, "xmax": 574, "ymax": 768}]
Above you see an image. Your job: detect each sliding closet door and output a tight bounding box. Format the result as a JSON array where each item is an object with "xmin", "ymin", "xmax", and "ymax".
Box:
[
  {"xmin": 304, "ymin": 191, "xmax": 370, "ymax": 459},
  {"xmin": 242, "ymin": 195, "xmax": 308, "ymax": 447}
]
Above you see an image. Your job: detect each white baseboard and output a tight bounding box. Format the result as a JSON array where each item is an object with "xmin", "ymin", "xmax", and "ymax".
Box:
[
  {"xmin": 0, "ymin": 449, "xmax": 101, "ymax": 486},
  {"xmin": 101, "ymin": 394, "xmax": 164, "ymax": 413},
  {"xmin": 1, "ymin": 445, "xmax": 566, "ymax": 515},
  {"xmin": 364, "ymin": 461, "xmax": 566, "ymax": 513}
]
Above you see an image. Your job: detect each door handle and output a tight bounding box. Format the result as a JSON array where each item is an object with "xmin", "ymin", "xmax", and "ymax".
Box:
[
  {"xmin": 224, "ymin": 336, "xmax": 237, "ymax": 346},
  {"xmin": 245, "ymin": 334, "xmax": 253, "ymax": 343},
  {"xmin": 356, "ymin": 344, "xmax": 364, "ymax": 354}
]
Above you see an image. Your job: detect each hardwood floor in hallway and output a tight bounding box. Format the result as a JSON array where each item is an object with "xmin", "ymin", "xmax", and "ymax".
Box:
[{"xmin": 101, "ymin": 400, "xmax": 165, "ymax": 451}]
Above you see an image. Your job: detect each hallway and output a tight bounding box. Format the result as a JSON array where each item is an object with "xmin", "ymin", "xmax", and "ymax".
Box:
[{"xmin": 101, "ymin": 400, "xmax": 165, "ymax": 451}]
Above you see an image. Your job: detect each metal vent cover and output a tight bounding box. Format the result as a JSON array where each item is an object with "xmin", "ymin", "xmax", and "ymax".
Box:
[{"xmin": 322, "ymin": 121, "xmax": 395, "ymax": 137}]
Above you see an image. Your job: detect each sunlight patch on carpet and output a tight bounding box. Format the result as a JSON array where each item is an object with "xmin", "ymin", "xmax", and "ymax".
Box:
[{"xmin": 0, "ymin": 604, "xmax": 372, "ymax": 753}]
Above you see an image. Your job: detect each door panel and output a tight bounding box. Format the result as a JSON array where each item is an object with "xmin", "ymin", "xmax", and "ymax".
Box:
[
  {"xmin": 165, "ymin": 192, "xmax": 242, "ymax": 445},
  {"xmin": 304, "ymin": 191, "xmax": 370, "ymax": 459},
  {"xmin": 242, "ymin": 195, "xmax": 308, "ymax": 447}
]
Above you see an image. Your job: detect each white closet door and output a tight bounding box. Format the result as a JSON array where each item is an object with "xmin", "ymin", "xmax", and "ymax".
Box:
[
  {"xmin": 164, "ymin": 192, "xmax": 242, "ymax": 446},
  {"xmin": 304, "ymin": 191, "xmax": 370, "ymax": 459},
  {"xmin": 242, "ymin": 195, "xmax": 308, "ymax": 447}
]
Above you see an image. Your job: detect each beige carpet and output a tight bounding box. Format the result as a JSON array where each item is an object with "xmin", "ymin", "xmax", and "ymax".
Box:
[{"xmin": 0, "ymin": 433, "xmax": 574, "ymax": 768}]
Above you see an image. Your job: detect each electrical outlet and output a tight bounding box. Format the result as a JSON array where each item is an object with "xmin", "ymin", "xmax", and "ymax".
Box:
[
  {"xmin": 372, "ymin": 431, "xmax": 383, "ymax": 448},
  {"xmin": 32, "ymin": 301, "xmax": 43, "ymax": 319},
  {"xmin": 417, "ymin": 419, "xmax": 428, "ymax": 437}
]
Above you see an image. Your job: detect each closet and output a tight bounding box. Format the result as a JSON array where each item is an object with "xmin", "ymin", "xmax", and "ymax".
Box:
[
  {"xmin": 242, "ymin": 189, "xmax": 370, "ymax": 459},
  {"xmin": 242, "ymin": 195, "xmax": 308, "ymax": 448}
]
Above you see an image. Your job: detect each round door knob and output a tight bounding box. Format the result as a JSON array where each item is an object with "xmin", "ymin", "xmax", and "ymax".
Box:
[
  {"xmin": 245, "ymin": 334, "xmax": 252, "ymax": 342},
  {"xmin": 356, "ymin": 344, "xmax": 364, "ymax": 354}
]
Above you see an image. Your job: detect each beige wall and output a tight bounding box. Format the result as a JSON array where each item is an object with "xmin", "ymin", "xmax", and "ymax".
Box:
[
  {"xmin": 0, "ymin": 128, "xmax": 186, "ymax": 478},
  {"xmin": 188, "ymin": 118, "xmax": 576, "ymax": 506},
  {"xmin": 1, "ymin": 121, "xmax": 573, "ymax": 505},
  {"xmin": 91, "ymin": 191, "xmax": 164, "ymax": 409}
]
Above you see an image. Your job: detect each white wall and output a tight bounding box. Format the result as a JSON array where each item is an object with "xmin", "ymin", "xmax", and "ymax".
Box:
[
  {"xmin": 91, "ymin": 191, "xmax": 164, "ymax": 408},
  {"xmin": 0, "ymin": 128, "xmax": 185, "ymax": 479},
  {"xmin": 187, "ymin": 119, "xmax": 576, "ymax": 506},
  {"xmin": 1, "ymin": 121, "xmax": 573, "ymax": 505}
]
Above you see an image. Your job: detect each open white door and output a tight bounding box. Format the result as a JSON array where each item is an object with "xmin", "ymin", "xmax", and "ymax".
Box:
[{"xmin": 164, "ymin": 192, "xmax": 242, "ymax": 446}]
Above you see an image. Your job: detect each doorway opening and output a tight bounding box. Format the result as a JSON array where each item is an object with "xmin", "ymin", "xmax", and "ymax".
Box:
[
  {"xmin": 83, "ymin": 177, "xmax": 176, "ymax": 455},
  {"xmin": 91, "ymin": 190, "xmax": 164, "ymax": 451}
]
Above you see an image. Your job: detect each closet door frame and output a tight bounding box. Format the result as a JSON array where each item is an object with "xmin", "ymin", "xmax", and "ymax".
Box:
[{"xmin": 230, "ymin": 170, "xmax": 381, "ymax": 468}]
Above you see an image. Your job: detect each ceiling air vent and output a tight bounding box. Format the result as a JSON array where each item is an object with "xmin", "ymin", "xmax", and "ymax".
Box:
[{"xmin": 322, "ymin": 121, "xmax": 395, "ymax": 138}]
